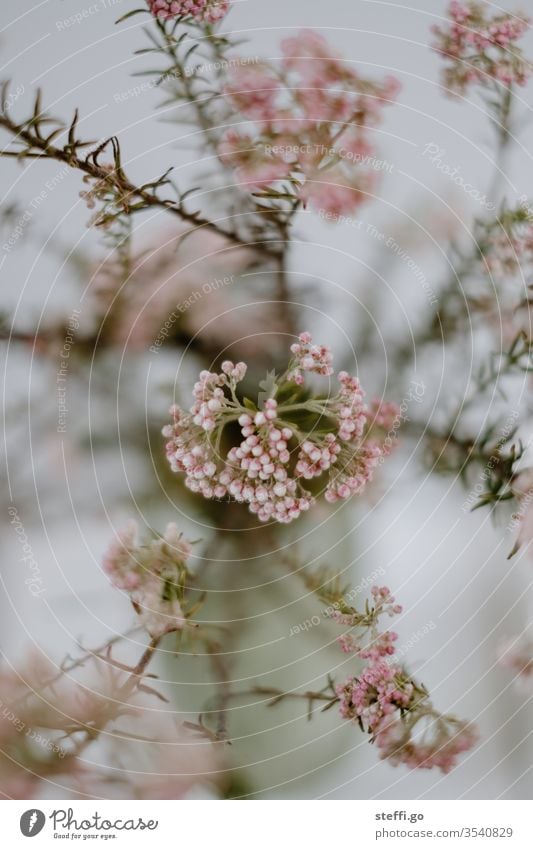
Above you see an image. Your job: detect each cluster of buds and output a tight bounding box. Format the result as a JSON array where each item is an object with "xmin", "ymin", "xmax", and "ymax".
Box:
[
  {"xmin": 79, "ymin": 165, "xmax": 128, "ymax": 229},
  {"xmin": 331, "ymin": 584, "xmax": 402, "ymax": 655},
  {"xmin": 333, "ymin": 585, "xmax": 477, "ymax": 772},
  {"xmin": 218, "ymin": 30, "xmax": 399, "ymax": 216},
  {"xmin": 288, "ymin": 331, "xmax": 334, "ymax": 384},
  {"xmin": 102, "ymin": 521, "xmax": 194, "ymax": 637},
  {"xmin": 334, "ymin": 585, "xmax": 402, "ymax": 656},
  {"xmin": 432, "ymin": 1, "xmax": 531, "ymax": 94},
  {"xmin": 163, "ymin": 332, "xmax": 397, "ymax": 523},
  {"xmin": 147, "ymin": 0, "xmax": 231, "ymax": 23}
]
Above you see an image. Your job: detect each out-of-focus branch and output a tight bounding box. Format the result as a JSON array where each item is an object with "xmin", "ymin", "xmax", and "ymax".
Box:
[{"xmin": 0, "ymin": 85, "xmax": 280, "ymax": 259}]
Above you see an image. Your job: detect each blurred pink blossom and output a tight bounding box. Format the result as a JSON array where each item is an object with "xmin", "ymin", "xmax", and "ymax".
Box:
[
  {"xmin": 498, "ymin": 634, "xmax": 533, "ymax": 691},
  {"xmin": 147, "ymin": 0, "xmax": 231, "ymax": 23},
  {"xmin": 218, "ymin": 30, "xmax": 398, "ymax": 214},
  {"xmin": 88, "ymin": 229, "xmax": 275, "ymax": 356},
  {"xmin": 433, "ymin": 1, "xmax": 531, "ymax": 94}
]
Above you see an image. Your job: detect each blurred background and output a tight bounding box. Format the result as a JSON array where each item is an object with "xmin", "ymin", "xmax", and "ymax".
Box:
[{"xmin": 1, "ymin": 0, "xmax": 532, "ymax": 799}]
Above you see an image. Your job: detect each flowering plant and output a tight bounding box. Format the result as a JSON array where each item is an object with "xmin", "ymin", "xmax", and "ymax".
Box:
[
  {"xmin": 218, "ymin": 29, "xmax": 398, "ymax": 215},
  {"xmin": 432, "ymin": 1, "xmax": 531, "ymax": 93},
  {"xmin": 0, "ymin": 0, "xmax": 532, "ymax": 800},
  {"xmin": 163, "ymin": 332, "xmax": 395, "ymax": 522},
  {"xmin": 333, "ymin": 586, "xmax": 477, "ymax": 774}
]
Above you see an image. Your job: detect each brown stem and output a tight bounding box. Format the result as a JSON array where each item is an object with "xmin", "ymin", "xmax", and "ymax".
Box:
[
  {"xmin": 271, "ymin": 209, "xmax": 300, "ymax": 335},
  {"xmin": 205, "ymin": 639, "xmax": 232, "ymax": 742},
  {"xmin": 126, "ymin": 636, "xmax": 162, "ymax": 684},
  {"xmin": 238, "ymin": 683, "xmax": 340, "ymax": 722},
  {"xmin": 0, "ymin": 112, "xmax": 276, "ymax": 259},
  {"xmin": 36, "ymin": 635, "xmax": 166, "ymax": 771},
  {"xmin": 274, "ymin": 249, "xmax": 295, "ymax": 334}
]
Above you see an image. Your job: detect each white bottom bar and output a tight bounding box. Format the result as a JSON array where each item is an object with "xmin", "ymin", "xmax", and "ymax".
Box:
[{"xmin": 1, "ymin": 800, "xmax": 531, "ymax": 848}]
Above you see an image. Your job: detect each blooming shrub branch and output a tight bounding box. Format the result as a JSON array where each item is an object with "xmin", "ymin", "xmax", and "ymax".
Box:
[
  {"xmin": 332, "ymin": 586, "xmax": 477, "ymax": 773},
  {"xmin": 232, "ymin": 581, "xmax": 477, "ymax": 773},
  {"xmin": 2, "ymin": 0, "xmax": 533, "ymax": 799},
  {"xmin": 433, "ymin": 1, "xmax": 531, "ymax": 95},
  {"xmin": 0, "ymin": 85, "xmax": 256, "ymax": 253},
  {"xmin": 147, "ymin": 0, "xmax": 231, "ymax": 24},
  {"xmin": 163, "ymin": 332, "xmax": 397, "ymax": 522},
  {"xmin": 0, "ymin": 635, "xmax": 221, "ymax": 798},
  {"xmin": 102, "ymin": 521, "xmax": 202, "ymax": 637},
  {"xmin": 219, "ymin": 30, "xmax": 399, "ymax": 216}
]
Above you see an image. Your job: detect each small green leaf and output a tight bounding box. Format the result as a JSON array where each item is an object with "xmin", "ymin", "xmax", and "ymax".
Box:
[{"xmin": 115, "ymin": 8, "xmax": 150, "ymax": 24}]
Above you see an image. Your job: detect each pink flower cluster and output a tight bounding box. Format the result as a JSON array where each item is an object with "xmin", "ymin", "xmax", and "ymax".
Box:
[
  {"xmin": 102, "ymin": 521, "xmax": 192, "ymax": 636},
  {"xmin": 0, "ymin": 652, "xmax": 132, "ymax": 798},
  {"xmin": 374, "ymin": 714, "xmax": 478, "ymax": 774},
  {"xmin": 332, "ymin": 584, "xmax": 401, "ymax": 655},
  {"xmin": 288, "ymin": 331, "xmax": 334, "ymax": 384},
  {"xmin": 333, "ymin": 585, "xmax": 477, "ymax": 772},
  {"xmin": 163, "ymin": 332, "xmax": 397, "ymax": 523},
  {"xmin": 218, "ymin": 30, "xmax": 399, "ymax": 216},
  {"xmin": 0, "ymin": 649, "xmax": 223, "ymax": 799},
  {"xmin": 359, "ymin": 629, "xmax": 399, "ymax": 661},
  {"xmin": 337, "ymin": 660, "xmax": 413, "ymax": 731},
  {"xmin": 79, "ymin": 165, "xmax": 117, "ymax": 228},
  {"xmin": 432, "ymin": 1, "xmax": 531, "ymax": 94},
  {"xmin": 147, "ymin": 0, "xmax": 231, "ymax": 23}
]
